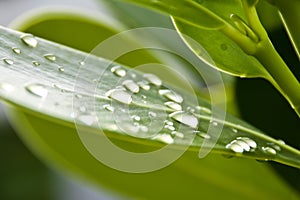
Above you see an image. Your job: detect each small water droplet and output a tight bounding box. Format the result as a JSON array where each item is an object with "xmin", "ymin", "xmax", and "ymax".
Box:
[
  {"xmin": 277, "ymin": 139, "xmax": 285, "ymax": 145},
  {"xmin": 105, "ymin": 89, "xmax": 132, "ymax": 105},
  {"xmin": 149, "ymin": 111, "xmax": 157, "ymax": 117},
  {"xmin": 164, "ymin": 101, "xmax": 182, "ymax": 111},
  {"xmin": 79, "ymin": 61, "xmax": 85, "ymax": 66},
  {"xmin": 32, "ymin": 61, "xmax": 40, "ymax": 66},
  {"xmin": 122, "ymin": 80, "xmax": 139, "ymax": 93},
  {"xmin": 159, "ymin": 89, "xmax": 183, "ymax": 103},
  {"xmin": 171, "ymin": 131, "xmax": 184, "ymax": 138},
  {"xmin": 237, "ymin": 137, "xmax": 257, "ymax": 149},
  {"xmin": 137, "ymin": 81, "xmax": 150, "ymax": 90},
  {"xmin": 210, "ymin": 120, "xmax": 218, "ymax": 126},
  {"xmin": 0, "ymin": 83, "xmax": 14, "ymax": 92},
  {"xmin": 78, "ymin": 115, "xmax": 97, "ymax": 126},
  {"xmin": 226, "ymin": 143, "xmax": 244, "ymax": 153},
  {"xmin": 103, "ymin": 104, "xmax": 114, "ymax": 112},
  {"xmin": 131, "ymin": 115, "xmax": 141, "ymax": 122},
  {"xmin": 262, "ymin": 146, "xmax": 277, "ymax": 155},
  {"xmin": 196, "ymin": 106, "xmax": 212, "ymax": 114},
  {"xmin": 195, "ymin": 131, "xmax": 211, "ymax": 139},
  {"xmin": 3, "ymin": 58, "xmax": 14, "ymax": 65},
  {"xmin": 12, "ymin": 47, "xmax": 21, "ymax": 54},
  {"xmin": 44, "ymin": 54, "xmax": 56, "ymax": 61},
  {"xmin": 111, "ymin": 65, "xmax": 126, "ymax": 77},
  {"xmin": 152, "ymin": 134, "xmax": 174, "ymax": 144},
  {"xmin": 235, "ymin": 140, "xmax": 250, "ymax": 152},
  {"xmin": 25, "ymin": 84, "xmax": 48, "ymax": 98},
  {"xmin": 143, "ymin": 74, "xmax": 162, "ymax": 86},
  {"xmin": 231, "ymin": 128, "xmax": 238, "ymax": 133},
  {"xmin": 186, "ymin": 106, "xmax": 195, "ymax": 113},
  {"xmin": 20, "ymin": 34, "xmax": 38, "ymax": 48},
  {"xmin": 169, "ymin": 111, "xmax": 198, "ymax": 129},
  {"xmin": 164, "ymin": 125, "xmax": 176, "ymax": 131},
  {"xmin": 164, "ymin": 120, "xmax": 173, "ymax": 126},
  {"xmin": 58, "ymin": 66, "xmax": 65, "ymax": 72}
]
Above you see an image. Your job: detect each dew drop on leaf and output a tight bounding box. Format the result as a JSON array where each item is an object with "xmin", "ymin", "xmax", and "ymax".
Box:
[
  {"xmin": 103, "ymin": 104, "xmax": 114, "ymax": 112},
  {"xmin": 25, "ymin": 84, "xmax": 48, "ymax": 98},
  {"xmin": 194, "ymin": 131, "xmax": 211, "ymax": 139},
  {"xmin": 105, "ymin": 89, "xmax": 132, "ymax": 105},
  {"xmin": 44, "ymin": 54, "xmax": 56, "ymax": 62},
  {"xmin": 137, "ymin": 81, "xmax": 150, "ymax": 91},
  {"xmin": 111, "ymin": 65, "xmax": 126, "ymax": 77},
  {"xmin": 143, "ymin": 74, "xmax": 162, "ymax": 86},
  {"xmin": 169, "ymin": 111, "xmax": 198, "ymax": 129},
  {"xmin": 12, "ymin": 47, "xmax": 21, "ymax": 54},
  {"xmin": 262, "ymin": 146, "xmax": 277, "ymax": 155},
  {"xmin": 32, "ymin": 61, "xmax": 40, "ymax": 67},
  {"xmin": 3, "ymin": 58, "xmax": 14, "ymax": 65},
  {"xmin": 164, "ymin": 101, "xmax": 182, "ymax": 111},
  {"xmin": 226, "ymin": 143, "xmax": 244, "ymax": 153},
  {"xmin": 159, "ymin": 89, "xmax": 183, "ymax": 103},
  {"xmin": 148, "ymin": 111, "xmax": 157, "ymax": 117},
  {"xmin": 58, "ymin": 66, "xmax": 65, "ymax": 72},
  {"xmin": 20, "ymin": 34, "xmax": 38, "ymax": 48},
  {"xmin": 131, "ymin": 115, "xmax": 141, "ymax": 122},
  {"xmin": 171, "ymin": 131, "xmax": 184, "ymax": 138},
  {"xmin": 237, "ymin": 137, "xmax": 257, "ymax": 149},
  {"xmin": 152, "ymin": 134, "xmax": 174, "ymax": 144},
  {"xmin": 122, "ymin": 80, "xmax": 140, "ymax": 93}
]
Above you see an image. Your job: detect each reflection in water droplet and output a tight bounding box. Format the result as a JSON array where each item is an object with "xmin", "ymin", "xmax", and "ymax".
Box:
[
  {"xmin": 12, "ymin": 47, "xmax": 21, "ymax": 54},
  {"xmin": 105, "ymin": 89, "xmax": 132, "ymax": 105},
  {"xmin": 137, "ymin": 81, "xmax": 150, "ymax": 91},
  {"xmin": 122, "ymin": 80, "xmax": 139, "ymax": 93},
  {"xmin": 164, "ymin": 101, "xmax": 182, "ymax": 111},
  {"xmin": 0, "ymin": 83, "xmax": 14, "ymax": 92},
  {"xmin": 262, "ymin": 146, "xmax": 277, "ymax": 155},
  {"xmin": 152, "ymin": 134, "xmax": 174, "ymax": 144},
  {"xmin": 103, "ymin": 104, "xmax": 114, "ymax": 112},
  {"xmin": 159, "ymin": 89, "xmax": 183, "ymax": 103},
  {"xmin": 44, "ymin": 54, "xmax": 56, "ymax": 61},
  {"xmin": 111, "ymin": 65, "xmax": 126, "ymax": 77},
  {"xmin": 144, "ymin": 74, "xmax": 162, "ymax": 86},
  {"xmin": 25, "ymin": 84, "xmax": 48, "ymax": 98},
  {"xmin": 32, "ymin": 61, "xmax": 40, "ymax": 66},
  {"xmin": 20, "ymin": 34, "xmax": 38, "ymax": 48},
  {"xmin": 58, "ymin": 67, "xmax": 65, "ymax": 72},
  {"xmin": 3, "ymin": 58, "xmax": 14, "ymax": 65},
  {"xmin": 169, "ymin": 111, "xmax": 198, "ymax": 129}
]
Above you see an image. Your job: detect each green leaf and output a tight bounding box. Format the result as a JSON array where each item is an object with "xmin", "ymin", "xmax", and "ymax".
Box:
[{"xmin": 0, "ymin": 25, "xmax": 299, "ymax": 198}]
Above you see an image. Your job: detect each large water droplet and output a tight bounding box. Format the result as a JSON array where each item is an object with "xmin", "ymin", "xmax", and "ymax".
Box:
[
  {"xmin": 20, "ymin": 34, "xmax": 38, "ymax": 48},
  {"xmin": 144, "ymin": 74, "xmax": 162, "ymax": 86},
  {"xmin": 0, "ymin": 83, "xmax": 14, "ymax": 92},
  {"xmin": 44, "ymin": 54, "xmax": 56, "ymax": 61},
  {"xmin": 262, "ymin": 146, "xmax": 277, "ymax": 155},
  {"xmin": 122, "ymin": 80, "xmax": 139, "ymax": 93},
  {"xmin": 105, "ymin": 89, "xmax": 132, "ymax": 105},
  {"xmin": 235, "ymin": 140, "xmax": 250, "ymax": 152},
  {"xmin": 169, "ymin": 111, "xmax": 198, "ymax": 129},
  {"xmin": 12, "ymin": 47, "xmax": 21, "ymax": 54},
  {"xmin": 25, "ymin": 84, "xmax": 48, "ymax": 98},
  {"xmin": 111, "ymin": 65, "xmax": 126, "ymax": 77},
  {"xmin": 164, "ymin": 101, "xmax": 182, "ymax": 111},
  {"xmin": 226, "ymin": 143, "xmax": 244, "ymax": 153},
  {"xmin": 3, "ymin": 58, "xmax": 14, "ymax": 65},
  {"xmin": 159, "ymin": 89, "xmax": 183, "ymax": 103},
  {"xmin": 152, "ymin": 134, "xmax": 174, "ymax": 144}
]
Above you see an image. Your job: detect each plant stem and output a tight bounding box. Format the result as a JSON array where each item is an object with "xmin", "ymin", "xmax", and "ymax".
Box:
[
  {"xmin": 254, "ymin": 39, "xmax": 300, "ymax": 118},
  {"xmin": 274, "ymin": 0, "xmax": 300, "ymax": 61}
]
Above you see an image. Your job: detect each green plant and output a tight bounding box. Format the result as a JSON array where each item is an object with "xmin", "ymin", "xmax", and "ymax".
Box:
[{"xmin": 0, "ymin": 0, "xmax": 299, "ymax": 199}]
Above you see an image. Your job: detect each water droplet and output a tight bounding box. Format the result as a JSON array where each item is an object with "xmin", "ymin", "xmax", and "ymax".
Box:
[
  {"xmin": 164, "ymin": 125, "xmax": 175, "ymax": 131},
  {"xmin": 262, "ymin": 146, "xmax": 277, "ymax": 155},
  {"xmin": 171, "ymin": 131, "xmax": 184, "ymax": 138},
  {"xmin": 196, "ymin": 106, "xmax": 212, "ymax": 114},
  {"xmin": 131, "ymin": 115, "xmax": 141, "ymax": 122},
  {"xmin": 277, "ymin": 139, "xmax": 285, "ymax": 145},
  {"xmin": 226, "ymin": 143, "xmax": 244, "ymax": 153},
  {"xmin": 131, "ymin": 73, "xmax": 137, "ymax": 78},
  {"xmin": 235, "ymin": 140, "xmax": 250, "ymax": 152},
  {"xmin": 122, "ymin": 80, "xmax": 139, "ymax": 93},
  {"xmin": 58, "ymin": 66, "xmax": 65, "ymax": 72},
  {"xmin": 0, "ymin": 83, "xmax": 14, "ymax": 92},
  {"xmin": 231, "ymin": 128, "xmax": 238, "ymax": 133},
  {"xmin": 186, "ymin": 106, "xmax": 195, "ymax": 113},
  {"xmin": 79, "ymin": 106, "xmax": 87, "ymax": 113},
  {"xmin": 44, "ymin": 54, "xmax": 56, "ymax": 61},
  {"xmin": 32, "ymin": 61, "xmax": 40, "ymax": 66},
  {"xmin": 148, "ymin": 111, "xmax": 157, "ymax": 117},
  {"xmin": 195, "ymin": 131, "xmax": 211, "ymax": 139},
  {"xmin": 211, "ymin": 121, "xmax": 218, "ymax": 126},
  {"xmin": 137, "ymin": 81, "xmax": 150, "ymax": 90},
  {"xmin": 103, "ymin": 104, "xmax": 114, "ymax": 112},
  {"xmin": 159, "ymin": 89, "xmax": 183, "ymax": 103},
  {"xmin": 152, "ymin": 134, "xmax": 174, "ymax": 144},
  {"xmin": 79, "ymin": 61, "xmax": 85, "ymax": 66},
  {"xmin": 12, "ymin": 47, "xmax": 21, "ymax": 54},
  {"xmin": 78, "ymin": 115, "xmax": 97, "ymax": 126},
  {"xmin": 144, "ymin": 74, "xmax": 162, "ymax": 86},
  {"xmin": 165, "ymin": 120, "xmax": 173, "ymax": 126},
  {"xmin": 3, "ymin": 58, "xmax": 14, "ymax": 65},
  {"xmin": 169, "ymin": 111, "xmax": 198, "ymax": 129},
  {"xmin": 25, "ymin": 84, "xmax": 48, "ymax": 98},
  {"xmin": 20, "ymin": 34, "xmax": 38, "ymax": 48},
  {"xmin": 237, "ymin": 137, "xmax": 257, "ymax": 149},
  {"xmin": 164, "ymin": 101, "xmax": 182, "ymax": 111},
  {"xmin": 105, "ymin": 89, "xmax": 132, "ymax": 105},
  {"xmin": 111, "ymin": 65, "xmax": 126, "ymax": 77},
  {"xmin": 70, "ymin": 112, "xmax": 76, "ymax": 119}
]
